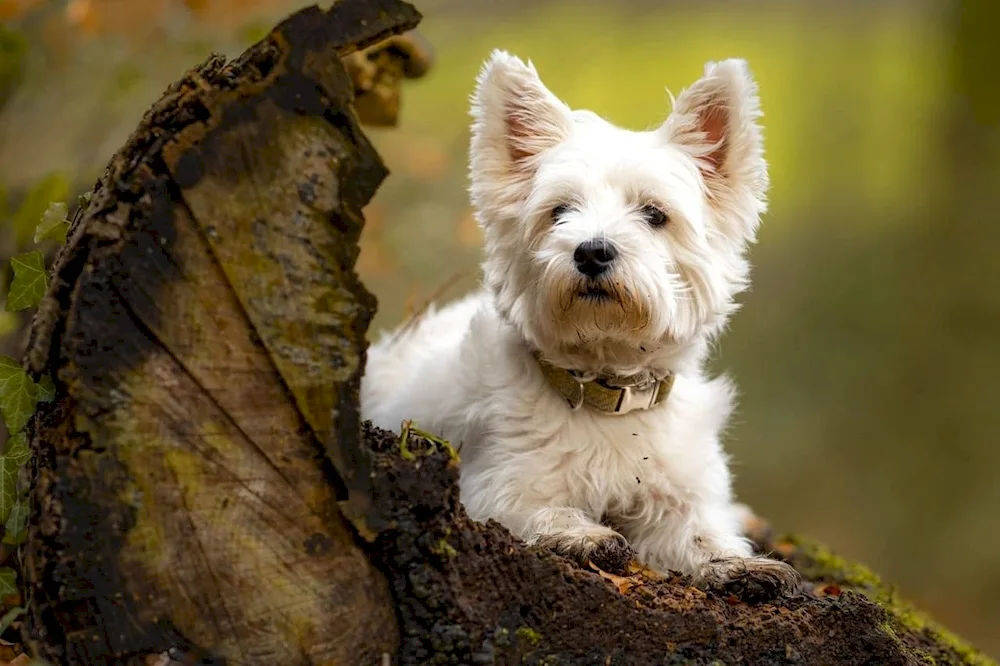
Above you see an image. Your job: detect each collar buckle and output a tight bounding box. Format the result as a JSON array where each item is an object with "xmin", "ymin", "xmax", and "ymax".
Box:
[{"xmin": 611, "ymin": 382, "xmax": 659, "ymax": 415}]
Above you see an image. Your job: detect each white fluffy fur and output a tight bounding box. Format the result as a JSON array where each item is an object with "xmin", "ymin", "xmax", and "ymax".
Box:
[{"xmin": 362, "ymin": 51, "xmax": 797, "ymax": 589}]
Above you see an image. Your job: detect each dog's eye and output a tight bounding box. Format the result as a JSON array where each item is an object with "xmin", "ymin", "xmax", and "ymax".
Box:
[
  {"xmin": 551, "ymin": 204, "xmax": 572, "ymax": 224},
  {"xmin": 641, "ymin": 204, "xmax": 669, "ymax": 228}
]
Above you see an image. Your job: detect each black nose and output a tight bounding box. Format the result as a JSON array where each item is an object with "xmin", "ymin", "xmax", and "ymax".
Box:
[{"xmin": 574, "ymin": 240, "xmax": 618, "ymax": 278}]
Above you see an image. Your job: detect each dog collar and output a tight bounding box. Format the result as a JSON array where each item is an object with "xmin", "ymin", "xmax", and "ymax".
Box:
[{"xmin": 533, "ymin": 353, "xmax": 675, "ymax": 415}]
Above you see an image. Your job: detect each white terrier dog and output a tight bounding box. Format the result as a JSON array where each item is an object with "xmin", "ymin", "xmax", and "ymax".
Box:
[{"xmin": 362, "ymin": 50, "xmax": 799, "ymax": 593}]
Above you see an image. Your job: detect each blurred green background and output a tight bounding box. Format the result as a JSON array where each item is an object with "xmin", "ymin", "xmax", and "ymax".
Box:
[{"xmin": 1, "ymin": 0, "xmax": 998, "ymax": 656}]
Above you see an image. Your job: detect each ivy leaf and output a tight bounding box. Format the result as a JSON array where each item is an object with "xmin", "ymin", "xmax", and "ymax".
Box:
[
  {"xmin": 0, "ymin": 432, "xmax": 29, "ymax": 530},
  {"xmin": 0, "ymin": 605, "xmax": 26, "ymax": 634},
  {"xmin": 37, "ymin": 374, "xmax": 55, "ymax": 403},
  {"xmin": 3, "ymin": 499, "xmax": 28, "ymax": 545},
  {"xmin": 0, "ymin": 567, "xmax": 17, "ymax": 596},
  {"xmin": 4, "ymin": 431, "xmax": 30, "ymax": 466},
  {"xmin": 0, "ymin": 357, "xmax": 19, "ymax": 392},
  {"xmin": 0, "ymin": 357, "xmax": 37, "ymax": 435},
  {"xmin": 12, "ymin": 172, "xmax": 69, "ymax": 246},
  {"xmin": 0, "ymin": 447, "xmax": 21, "ymax": 525},
  {"xmin": 5, "ymin": 250, "xmax": 48, "ymax": 312},
  {"xmin": 34, "ymin": 201, "xmax": 69, "ymax": 244}
]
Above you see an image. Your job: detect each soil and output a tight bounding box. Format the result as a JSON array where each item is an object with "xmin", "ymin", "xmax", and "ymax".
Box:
[{"xmin": 363, "ymin": 423, "xmax": 985, "ymax": 666}]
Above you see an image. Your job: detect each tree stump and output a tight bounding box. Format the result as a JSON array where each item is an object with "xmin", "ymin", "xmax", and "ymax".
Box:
[
  {"xmin": 14, "ymin": 0, "xmax": 995, "ymax": 664},
  {"xmin": 22, "ymin": 1, "xmax": 421, "ymax": 663}
]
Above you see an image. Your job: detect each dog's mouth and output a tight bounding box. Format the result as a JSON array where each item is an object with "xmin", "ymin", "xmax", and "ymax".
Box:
[{"xmin": 577, "ymin": 285, "xmax": 614, "ymax": 302}]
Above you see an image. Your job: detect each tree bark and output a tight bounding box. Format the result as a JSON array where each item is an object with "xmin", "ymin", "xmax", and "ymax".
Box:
[
  {"xmin": 21, "ymin": 1, "xmax": 421, "ymax": 663},
  {"xmin": 15, "ymin": 1, "xmax": 995, "ymax": 665}
]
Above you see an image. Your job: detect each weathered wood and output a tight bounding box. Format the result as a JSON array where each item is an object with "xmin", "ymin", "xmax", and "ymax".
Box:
[{"xmin": 22, "ymin": 1, "xmax": 423, "ymax": 663}]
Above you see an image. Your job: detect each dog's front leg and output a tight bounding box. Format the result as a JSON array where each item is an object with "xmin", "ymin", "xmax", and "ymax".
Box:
[
  {"xmin": 625, "ymin": 501, "xmax": 800, "ymax": 597},
  {"xmin": 462, "ymin": 471, "xmax": 634, "ymax": 573},
  {"xmin": 518, "ymin": 506, "xmax": 634, "ymax": 573}
]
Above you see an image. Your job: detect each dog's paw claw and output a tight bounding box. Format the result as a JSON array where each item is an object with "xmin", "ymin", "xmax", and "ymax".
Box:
[
  {"xmin": 698, "ymin": 556, "xmax": 801, "ymax": 601},
  {"xmin": 588, "ymin": 534, "xmax": 635, "ymax": 575},
  {"xmin": 539, "ymin": 530, "xmax": 635, "ymax": 575}
]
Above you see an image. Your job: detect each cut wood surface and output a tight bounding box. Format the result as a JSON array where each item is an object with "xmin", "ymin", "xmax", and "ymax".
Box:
[
  {"xmin": 12, "ymin": 0, "xmax": 996, "ymax": 664},
  {"xmin": 22, "ymin": 1, "xmax": 422, "ymax": 663}
]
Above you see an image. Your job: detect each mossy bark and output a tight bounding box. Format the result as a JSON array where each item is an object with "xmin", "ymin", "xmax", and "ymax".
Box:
[
  {"xmin": 20, "ymin": 1, "xmax": 421, "ymax": 663},
  {"xmin": 13, "ymin": 0, "xmax": 995, "ymax": 664}
]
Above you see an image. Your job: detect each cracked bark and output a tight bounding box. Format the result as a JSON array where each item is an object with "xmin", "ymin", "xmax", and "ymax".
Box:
[{"xmin": 21, "ymin": 1, "xmax": 422, "ymax": 663}]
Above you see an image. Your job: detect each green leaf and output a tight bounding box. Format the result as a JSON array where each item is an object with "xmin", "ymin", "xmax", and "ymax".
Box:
[
  {"xmin": 0, "ymin": 567, "xmax": 17, "ymax": 596},
  {"xmin": 0, "ymin": 605, "xmax": 25, "ymax": 634},
  {"xmin": 34, "ymin": 201, "xmax": 69, "ymax": 244},
  {"xmin": 0, "ymin": 449, "xmax": 20, "ymax": 525},
  {"xmin": 4, "ymin": 431, "xmax": 30, "ymax": 466},
  {"xmin": 3, "ymin": 499, "xmax": 28, "ymax": 545},
  {"xmin": 0, "ymin": 357, "xmax": 37, "ymax": 435},
  {"xmin": 12, "ymin": 173, "xmax": 69, "ymax": 246},
  {"xmin": 0, "ymin": 356, "xmax": 20, "ymax": 392},
  {"xmin": 5, "ymin": 250, "xmax": 48, "ymax": 312},
  {"xmin": 37, "ymin": 374, "xmax": 55, "ymax": 403}
]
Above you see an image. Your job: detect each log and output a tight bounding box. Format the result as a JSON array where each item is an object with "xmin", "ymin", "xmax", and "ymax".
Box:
[
  {"xmin": 21, "ymin": 1, "xmax": 422, "ymax": 663},
  {"xmin": 364, "ymin": 424, "xmax": 993, "ymax": 665},
  {"xmin": 14, "ymin": 0, "xmax": 994, "ymax": 664}
]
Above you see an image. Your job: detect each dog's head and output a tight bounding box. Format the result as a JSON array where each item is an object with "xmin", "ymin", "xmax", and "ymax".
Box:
[{"xmin": 469, "ymin": 51, "xmax": 768, "ymax": 374}]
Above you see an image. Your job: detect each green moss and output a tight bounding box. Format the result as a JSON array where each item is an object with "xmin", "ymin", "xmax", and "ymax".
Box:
[
  {"xmin": 430, "ymin": 528, "xmax": 458, "ymax": 558},
  {"xmin": 398, "ymin": 419, "xmax": 459, "ymax": 463},
  {"xmin": 398, "ymin": 422, "xmax": 417, "ymax": 461},
  {"xmin": 782, "ymin": 536, "xmax": 994, "ymax": 666},
  {"xmin": 515, "ymin": 626, "xmax": 542, "ymax": 647}
]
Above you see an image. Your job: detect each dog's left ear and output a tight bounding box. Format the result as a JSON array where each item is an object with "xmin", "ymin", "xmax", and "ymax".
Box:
[{"xmin": 663, "ymin": 59, "xmax": 768, "ymax": 229}]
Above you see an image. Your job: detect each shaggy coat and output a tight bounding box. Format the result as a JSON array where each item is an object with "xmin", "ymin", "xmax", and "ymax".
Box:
[{"xmin": 363, "ymin": 51, "xmax": 799, "ymax": 591}]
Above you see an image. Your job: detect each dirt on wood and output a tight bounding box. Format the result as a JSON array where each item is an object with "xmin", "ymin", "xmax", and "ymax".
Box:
[{"xmin": 363, "ymin": 424, "xmax": 990, "ymax": 666}]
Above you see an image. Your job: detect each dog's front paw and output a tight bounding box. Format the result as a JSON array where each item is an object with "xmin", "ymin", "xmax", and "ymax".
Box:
[
  {"xmin": 539, "ymin": 529, "xmax": 635, "ymax": 575},
  {"xmin": 588, "ymin": 533, "xmax": 635, "ymax": 574},
  {"xmin": 696, "ymin": 556, "xmax": 801, "ymax": 601}
]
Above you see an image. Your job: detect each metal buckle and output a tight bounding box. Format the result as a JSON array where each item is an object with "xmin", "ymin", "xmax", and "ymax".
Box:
[
  {"xmin": 566, "ymin": 373, "xmax": 586, "ymax": 411},
  {"xmin": 612, "ymin": 381, "xmax": 659, "ymax": 415}
]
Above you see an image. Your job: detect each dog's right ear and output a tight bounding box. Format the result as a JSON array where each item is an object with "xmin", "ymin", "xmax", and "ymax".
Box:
[{"xmin": 469, "ymin": 50, "xmax": 572, "ymax": 217}]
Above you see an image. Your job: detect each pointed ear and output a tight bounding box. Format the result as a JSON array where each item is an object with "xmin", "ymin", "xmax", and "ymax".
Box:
[
  {"xmin": 469, "ymin": 50, "xmax": 573, "ymax": 217},
  {"xmin": 663, "ymin": 59, "xmax": 768, "ymax": 211}
]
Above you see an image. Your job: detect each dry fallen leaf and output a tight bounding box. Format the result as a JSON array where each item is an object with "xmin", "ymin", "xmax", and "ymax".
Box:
[
  {"xmin": 588, "ymin": 560, "xmax": 645, "ymax": 595},
  {"xmin": 814, "ymin": 582, "xmax": 842, "ymax": 597},
  {"xmin": 626, "ymin": 560, "xmax": 666, "ymax": 580}
]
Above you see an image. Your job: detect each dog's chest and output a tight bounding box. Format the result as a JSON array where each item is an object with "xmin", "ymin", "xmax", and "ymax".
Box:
[{"xmin": 537, "ymin": 409, "xmax": 703, "ymax": 512}]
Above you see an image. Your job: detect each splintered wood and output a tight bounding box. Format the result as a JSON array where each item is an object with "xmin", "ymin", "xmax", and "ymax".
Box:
[{"xmin": 20, "ymin": 1, "xmax": 425, "ymax": 663}]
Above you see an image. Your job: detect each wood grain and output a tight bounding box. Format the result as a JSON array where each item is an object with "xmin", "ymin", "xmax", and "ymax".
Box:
[{"xmin": 21, "ymin": 1, "xmax": 423, "ymax": 663}]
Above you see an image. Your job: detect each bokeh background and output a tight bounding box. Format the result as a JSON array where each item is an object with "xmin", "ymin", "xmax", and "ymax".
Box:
[{"xmin": 1, "ymin": 0, "xmax": 998, "ymax": 656}]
